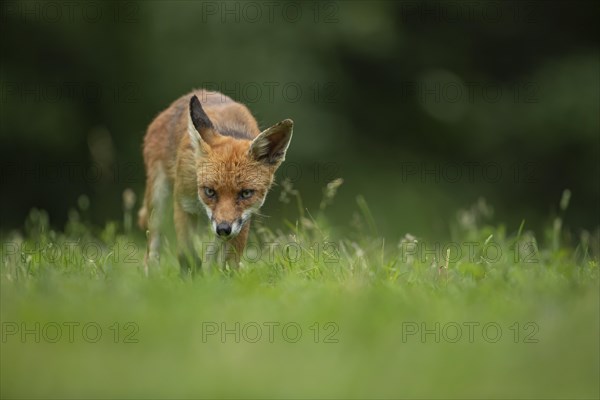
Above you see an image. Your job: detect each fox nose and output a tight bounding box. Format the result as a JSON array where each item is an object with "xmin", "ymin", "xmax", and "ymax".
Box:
[{"xmin": 216, "ymin": 222, "xmax": 232, "ymax": 237}]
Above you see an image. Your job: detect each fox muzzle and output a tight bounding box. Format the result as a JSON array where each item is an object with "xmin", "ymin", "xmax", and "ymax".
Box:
[{"xmin": 216, "ymin": 222, "xmax": 232, "ymax": 237}]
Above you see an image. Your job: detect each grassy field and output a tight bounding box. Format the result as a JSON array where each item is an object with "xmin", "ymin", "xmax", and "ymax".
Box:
[{"xmin": 1, "ymin": 185, "xmax": 598, "ymax": 399}]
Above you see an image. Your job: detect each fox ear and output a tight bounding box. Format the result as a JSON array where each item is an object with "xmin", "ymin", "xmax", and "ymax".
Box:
[
  {"xmin": 189, "ymin": 95, "xmax": 217, "ymax": 151},
  {"xmin": 249, "ymin": 119, "xmax": 293, "ymax": 165}
]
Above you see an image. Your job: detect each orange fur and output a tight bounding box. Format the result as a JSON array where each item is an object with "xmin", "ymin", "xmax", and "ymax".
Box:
[{"xmin": 139, "ymin": 89, "xmax": 293, "ymax": 275}]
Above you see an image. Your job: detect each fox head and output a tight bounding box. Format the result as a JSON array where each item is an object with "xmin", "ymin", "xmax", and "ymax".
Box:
[{"xmin": 188, "ymin": 95, "xmax": 293, "ymax": 239}]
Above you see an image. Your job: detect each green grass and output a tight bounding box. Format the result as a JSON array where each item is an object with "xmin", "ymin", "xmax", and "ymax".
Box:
[{"xmin": 1, "ymin": 185, "xmax": 598, "ymax": 399}]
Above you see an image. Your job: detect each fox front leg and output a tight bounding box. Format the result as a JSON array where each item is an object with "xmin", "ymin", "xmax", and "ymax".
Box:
[
  {"xmin": 174, "ymin": 201, "xmax": 201, "ymax": 277},
  {"xmin": 222, "ymin": 221, "xmax": 251, "ymax": 270}
]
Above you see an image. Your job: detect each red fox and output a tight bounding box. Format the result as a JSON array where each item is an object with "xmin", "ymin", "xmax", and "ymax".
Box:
[{"xmin": 138, "ymin": 89, "xmax": 293, "ymax": 274}]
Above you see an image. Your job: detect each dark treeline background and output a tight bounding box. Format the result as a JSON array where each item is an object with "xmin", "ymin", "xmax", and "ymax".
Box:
[{"xmin": 1, "ymin": 0, "xmax": 598, "ymax": 241}]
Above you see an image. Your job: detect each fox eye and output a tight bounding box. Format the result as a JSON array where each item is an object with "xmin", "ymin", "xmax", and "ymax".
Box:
[
  {"xmin": 240, "ymin": 189, "xmax": 255, "ymax": 199},
  {"xmin": 203, "ymin": 187, "xmax": 216, "ymax": 198}
]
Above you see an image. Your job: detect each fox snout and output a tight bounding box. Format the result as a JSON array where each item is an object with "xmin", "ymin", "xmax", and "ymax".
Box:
[
  {"xmin": 210, "ymin": 216, "xmax": 245, "ymax": 239},
  {"xmin": 216, "ymin": 222, "xmax": 232, "ymax": 237}
]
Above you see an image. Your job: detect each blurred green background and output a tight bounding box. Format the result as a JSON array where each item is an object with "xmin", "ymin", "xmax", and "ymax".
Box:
[
  {"xmin": 1, "ymin": 0, "xmax": 598, "ymax": 239},
  {"xmin": 1, "ymin": 2, "xmax": 599, "ymax": 399}
]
